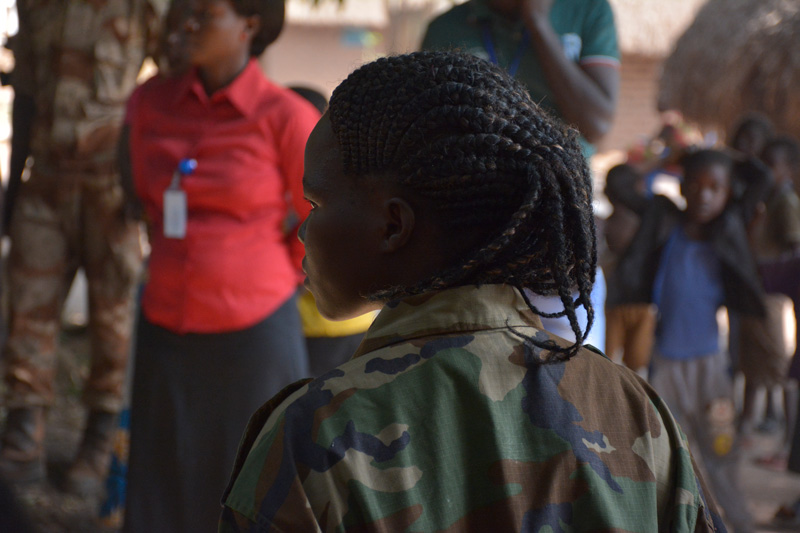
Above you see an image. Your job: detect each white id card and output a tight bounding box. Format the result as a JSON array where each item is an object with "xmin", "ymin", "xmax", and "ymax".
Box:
[{"xmin": 164, "ymin": 189, "xmax": 187, "ymax": 239}]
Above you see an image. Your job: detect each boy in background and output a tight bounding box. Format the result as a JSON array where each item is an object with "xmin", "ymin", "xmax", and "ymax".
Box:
[
  {"xmin": 602, "ymin": 164, "xmax": 657, "ymax": 374},
  {"xmin": 729, "ymin": 113, "xmax": 774, "ymax": 161},
  {"xmin": 744, "ymin": 137, "xmax": 800, "ymax": 525},
  {"xmin": 615, "ymin": 150, "xmax": 765, "ymax": 532},
  {"xmin": 746, "ymin": 136, "xmax": 800, "ymax": 466}
]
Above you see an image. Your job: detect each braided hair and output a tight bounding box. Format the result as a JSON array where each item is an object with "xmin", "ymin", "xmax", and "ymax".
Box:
[{"xmin": 328, "ymin": 51, "xmax": 596, "ymax": 361}]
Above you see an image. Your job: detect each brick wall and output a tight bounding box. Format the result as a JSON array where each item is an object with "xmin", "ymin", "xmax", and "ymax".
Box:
[
  {"xmin": 262, "ymin": 25, "xmax": 382, "ymax": 99},
  {"xmin": 597, "ymin": 53, "xmax": 664, "ymax": 154}
]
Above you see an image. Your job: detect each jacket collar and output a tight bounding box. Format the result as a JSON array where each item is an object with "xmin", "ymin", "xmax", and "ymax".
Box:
[{"xmin": 353, "ymin": 284, "xmax": 545, "ymax": 358}]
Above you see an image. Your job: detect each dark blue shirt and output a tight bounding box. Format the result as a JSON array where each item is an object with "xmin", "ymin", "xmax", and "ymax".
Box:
[{"xmin": 653, "ymin": 227, "xmax": 725, "ymax": 359}]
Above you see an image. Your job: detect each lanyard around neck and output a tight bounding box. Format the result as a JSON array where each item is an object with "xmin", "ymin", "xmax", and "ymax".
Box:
[{"xmin": 481, "ymin": 22, "xmax": 530, "ymax": 77}]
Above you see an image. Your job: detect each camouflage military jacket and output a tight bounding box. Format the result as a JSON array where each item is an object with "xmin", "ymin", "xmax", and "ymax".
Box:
[
  {"xmin": 14, "ymin": 0, "xmax": 166, "ymax": 172},
  {"xmin": 220, "ymin": 284, "xmax": 723, "ymax": 532}
]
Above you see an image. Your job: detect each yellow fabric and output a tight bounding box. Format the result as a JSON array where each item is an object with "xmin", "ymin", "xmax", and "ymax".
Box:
[{"xmin": 297, "ymin": 291, "xmax": 375, "ymax": 338}]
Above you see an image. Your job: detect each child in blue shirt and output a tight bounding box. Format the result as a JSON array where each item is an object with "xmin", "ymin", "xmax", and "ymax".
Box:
[{"xmin": 616, "ymin": 149, "xmax": 765, "ymax": 532}]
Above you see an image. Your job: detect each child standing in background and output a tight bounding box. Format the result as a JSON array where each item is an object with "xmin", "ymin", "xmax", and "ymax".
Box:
[
  {"xmin": 760, "ymin": 250, "xmax": 800, "ymax": 525},
  {"xmin": 747, "ymin": 136, "xmax": 800, "ymax": 466},
  {"xmin": 616, "ymin": 150, "xmax": 764, "ymax": 532},
  {"xmin": 602, "ymin": 164, "xmax": 657, "ymax": 374}
]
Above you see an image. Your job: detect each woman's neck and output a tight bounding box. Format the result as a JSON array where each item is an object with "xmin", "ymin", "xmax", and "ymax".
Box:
[{"xmin": 198, "ymin": 53, "xmax": 250, "ymax": 95}]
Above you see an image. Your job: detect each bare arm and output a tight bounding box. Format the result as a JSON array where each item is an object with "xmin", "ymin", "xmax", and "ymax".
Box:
[
  {"xmin": 117, "ymin": 124, "xmax": 144, "ymax": 222},
  {"xmin": 522, "ymin": 0, "xmax": 619, "ymax": 143}
]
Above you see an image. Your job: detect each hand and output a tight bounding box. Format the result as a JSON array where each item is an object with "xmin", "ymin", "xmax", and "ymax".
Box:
[{"xmin": 522, "ymin": 0, "xmax": 553, "ymax": 22}]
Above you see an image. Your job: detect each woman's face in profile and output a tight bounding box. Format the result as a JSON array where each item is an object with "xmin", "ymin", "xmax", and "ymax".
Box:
[
  {"xmin": 183, "ymin": 0, "xmax": 251, "ymax": 69},
  {"xmin": 298, "ymin": 115, "xmax": 386, "ymax": 321}
]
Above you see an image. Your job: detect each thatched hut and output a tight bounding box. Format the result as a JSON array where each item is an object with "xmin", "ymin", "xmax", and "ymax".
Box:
[
  {"xmin": 659, "ymin": 0, "xmax": 800, "ymax": 141},
  {"xmin": 612, "ymin": 0, "xmax": 706, "ymax": 57}
]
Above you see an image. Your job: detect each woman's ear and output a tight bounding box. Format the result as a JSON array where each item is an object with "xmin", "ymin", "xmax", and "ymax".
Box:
[
  {"xmin": 243, "ymin": 15, "xmax": 260, "ymax": 42},
  {"xmin": 380, "ymin": 197, "xmax": 415, "ymax": 252}
]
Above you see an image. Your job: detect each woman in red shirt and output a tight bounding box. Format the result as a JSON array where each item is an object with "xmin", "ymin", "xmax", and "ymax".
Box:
[{"xmin": 123, "ymin": 1, "xmax": 319, "ymax": 530}]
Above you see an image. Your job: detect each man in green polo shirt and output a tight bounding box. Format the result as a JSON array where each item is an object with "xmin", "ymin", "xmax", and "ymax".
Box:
[{"xmin": 422, "ymin": 0, "xmax": 620, "ymax": 157}]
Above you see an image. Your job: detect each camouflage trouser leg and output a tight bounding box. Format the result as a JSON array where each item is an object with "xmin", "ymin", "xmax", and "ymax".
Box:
[
  {"xmin": 5, "ymin": 187, "xmax": 72, "ymax": 409},
  {"xmin": 80, "ymin": 178, "xmax": 142, "ymax": 413},
  {"xmin": 4, "ymin": 172, "xmax": 142, "ymax": 413}
]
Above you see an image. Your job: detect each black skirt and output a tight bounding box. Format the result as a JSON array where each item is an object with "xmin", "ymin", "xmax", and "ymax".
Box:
[{"xmin": 123, "ymin": 294, "xmax": 308, "ymax": 533}]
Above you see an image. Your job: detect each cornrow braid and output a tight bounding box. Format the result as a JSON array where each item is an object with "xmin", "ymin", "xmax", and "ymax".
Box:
[{"xmin": 328, "ymin": 51, "xmax": 596, "ymax": 361}]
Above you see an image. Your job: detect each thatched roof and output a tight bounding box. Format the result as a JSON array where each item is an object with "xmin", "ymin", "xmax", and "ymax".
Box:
[
  {"xmin": 610, "ymin": 0, "xmax": 706, "ymax": 57},
  {"xmin": 659, "ymin": 0, "xmax": 800, "ymax": 140}
]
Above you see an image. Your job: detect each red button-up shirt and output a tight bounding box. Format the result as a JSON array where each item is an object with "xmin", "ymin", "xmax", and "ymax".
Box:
[{"xmin": 129, "ymin": 59, "xmax": 319, "ymax": 333}]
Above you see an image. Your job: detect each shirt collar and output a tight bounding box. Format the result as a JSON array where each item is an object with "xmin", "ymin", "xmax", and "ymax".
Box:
[
  {"xmin": 353, "ymin": 284, "xmax": 545, "ymax": 357},
  {"xmin": 173, "ymin": 58, "xmax": 266, "ymax": 117}
]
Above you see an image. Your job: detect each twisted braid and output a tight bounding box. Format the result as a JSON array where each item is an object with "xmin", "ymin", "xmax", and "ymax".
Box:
[{"xmin": 329, "ymin": 52, "xmax": 596, "ymax": 360}]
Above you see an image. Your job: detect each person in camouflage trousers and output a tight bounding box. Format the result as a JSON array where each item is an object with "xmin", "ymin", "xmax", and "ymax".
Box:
[
  {"xmin": 220, "ymin": 52, "xmax": 726, "ymax": 532},
  {"xmin": 0, "ymin": 0, "xmax": 165, "ymax": 494}
]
